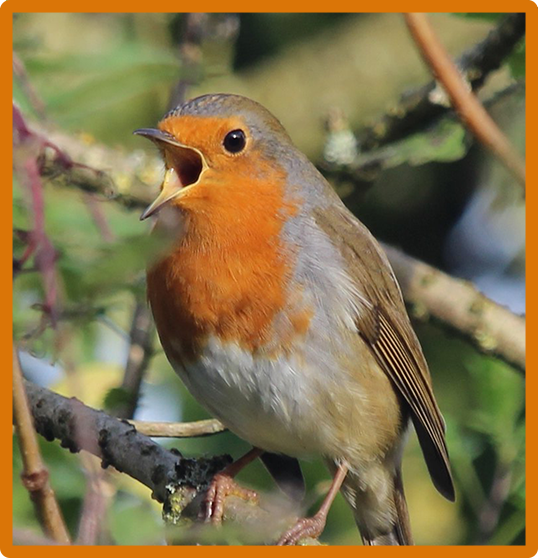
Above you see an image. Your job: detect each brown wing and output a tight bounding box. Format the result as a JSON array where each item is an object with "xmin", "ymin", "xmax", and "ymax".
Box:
[{"xmin": 314, "ymin": 197, "xmax": 455, "ymax": 501}]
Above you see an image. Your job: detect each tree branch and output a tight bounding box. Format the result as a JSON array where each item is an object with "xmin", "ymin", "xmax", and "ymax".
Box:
[
  {"xmin": 14, "ymin": 105, "xmax": 153, "ymax": 211},
  {"xmin": 13, "ymin": 348, "xmax": 71, "ymax": 544},
  {"xmin": 22, "ymin": 380, "xmax": 311, "ymax": 544},
  {"xmin": 382, "ymin": 244, "xmax": 525, "ymax": 373},
  {"xmin": 358, "ymin": 13, "xmax": 525, "ymax": 151},
  {"xmin": 404, "ymin": 13, "xmax": 525, "ymax": 191},
  {"xmin": 22, "ymin": 380, "xmax": 232, "ymax": 504}
]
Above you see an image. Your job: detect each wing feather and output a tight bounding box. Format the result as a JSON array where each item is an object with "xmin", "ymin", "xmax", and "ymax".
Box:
[{"xmin": 314, "ymin": 196, "xmax": 455, "ymax": 501}]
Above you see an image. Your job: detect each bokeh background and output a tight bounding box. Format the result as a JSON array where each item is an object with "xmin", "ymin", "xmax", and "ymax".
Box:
[{"xmin": 13, "ymin": 13, "xmax": 525, "ymax": 545}]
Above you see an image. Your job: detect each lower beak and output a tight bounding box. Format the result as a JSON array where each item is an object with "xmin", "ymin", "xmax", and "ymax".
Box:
[
  {"xmin": 134, "ymin": 127, "xmax": 207, "ymax": 220},
  {"xmin": 140, "ymin": 167, "xmax": 182, "ymax": 220}
]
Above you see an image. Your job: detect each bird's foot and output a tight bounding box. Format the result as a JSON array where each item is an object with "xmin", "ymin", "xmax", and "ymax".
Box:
[
  {"xmin": 202, "ymin": 472, "xmax": 259, "ymax": 524},
  {"xmin": 276, "ymin": 513, "xmax": 327, "ymax": 545}
]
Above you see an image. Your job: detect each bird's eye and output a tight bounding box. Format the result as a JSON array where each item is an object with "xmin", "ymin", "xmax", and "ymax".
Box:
[{"xmin": 223, "ymin": 129, "xmax": 246, "ymax": 154}]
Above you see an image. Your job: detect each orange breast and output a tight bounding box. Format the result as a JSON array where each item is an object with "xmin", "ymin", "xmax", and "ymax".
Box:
[{"xmin": 147, "ymin": 159, "xmax": 305, "ymax": 363}]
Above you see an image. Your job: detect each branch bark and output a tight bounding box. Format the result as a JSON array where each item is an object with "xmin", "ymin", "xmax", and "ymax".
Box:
[
  {"xmin": 21, "ymin": 380, "xmax": 309, "ymax": 544},
  {"xmin": 22, "ymin": 379, "xmax": 231, "ymax": 504}
]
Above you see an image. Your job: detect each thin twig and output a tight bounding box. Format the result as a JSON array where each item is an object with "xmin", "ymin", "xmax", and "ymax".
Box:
[
  {"xmin": 76, "ymin": 456, "xmax": 111, "ymax": 545},
  {"xmin": 383, "ymin": 244, "xmax": 525, "ymax": 373},
  {"xmin": 83, "ymin": 193, "xmax": 116, "ymax": 243},
  {"xmin": 168, "ymin": 13, "xmax": 208, "ymax": 110},
  {"xmin": 21, "ymin": 158, "xmax": 60, "ymax": 325},
  {"xmin": 128, "ymin": 418, "xmax": 226, "ymax": 438},
  {"xmin": 13, "ymin": 105, "xmax": 62, "ymax": 325},
  {"xmin": 115, "ymin": 302, "xmax": 155, "ymax": 420},
  {"xmin": 14, "ymin": 54, "xmax": 115, "ymax": 246},
  {"xmin": 13, "ymin": 347, "xmax": 71, "ymax": 544},
  {"xmin": 404, "ymin": 13, "xmax": 525, "ymax": 193},
  {"xmin": 13, "ymin": 53, "xmax": 48, "ymax": 120},
  {"xmin": 14, "ymin": 105, "xmax": 152, "ymax": 212}
]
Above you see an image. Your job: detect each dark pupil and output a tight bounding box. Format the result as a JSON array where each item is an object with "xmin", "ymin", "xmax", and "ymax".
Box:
[{"xmin": 223, "ymin": 129, "xmax": 246, "ymax": 153}]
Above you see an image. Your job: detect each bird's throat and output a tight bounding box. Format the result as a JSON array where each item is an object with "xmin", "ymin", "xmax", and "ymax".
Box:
[{"xmin": 147, "ymin": 174, "xmax": 301, "ymax": 360}]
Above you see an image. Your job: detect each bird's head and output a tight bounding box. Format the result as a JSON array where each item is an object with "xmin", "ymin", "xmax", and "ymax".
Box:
[{"xmin": 134, "ymin": 94, "xmax": 297, "ymax": 221}]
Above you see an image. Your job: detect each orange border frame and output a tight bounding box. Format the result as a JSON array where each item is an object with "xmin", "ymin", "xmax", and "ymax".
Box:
[{"xmin": 3, "ymin": 2, "xmax": 534, "ymax": 556}]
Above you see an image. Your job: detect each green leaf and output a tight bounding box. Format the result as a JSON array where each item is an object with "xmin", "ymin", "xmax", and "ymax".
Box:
[
  {"xmin": 507, "ymin": 40, "xmax": 525, "ymax": 79},
  {"xmin": 466, "ymin": 355, "xmax": 525, "ymax": 463}
]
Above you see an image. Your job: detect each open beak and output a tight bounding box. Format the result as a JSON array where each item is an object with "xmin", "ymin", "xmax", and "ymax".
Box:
[
  {"xmin": 139, "ymin": 166, "xmax": 182, "ymax": 221},
  {"xmin": 134, "ymin": 128, "xmax": 207, "ymax": 220}
]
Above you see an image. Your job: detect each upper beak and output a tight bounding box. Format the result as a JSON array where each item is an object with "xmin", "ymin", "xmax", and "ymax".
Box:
[
  {"xmin": 134, "ymin": 128, "xmax": 184, "ymax": 149},
  {"xmin": 134, "ymin": 128, "xmax": 207, "ymax": 220}
]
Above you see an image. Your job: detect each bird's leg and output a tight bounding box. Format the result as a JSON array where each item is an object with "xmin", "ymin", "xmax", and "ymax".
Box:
[
  {"xmin": 203, "ymin": 447, "xmax": 263, "ymax": 524},
  {"xmin": 277, "ymin": 461, "xmax": 349, "ymax": 545}
]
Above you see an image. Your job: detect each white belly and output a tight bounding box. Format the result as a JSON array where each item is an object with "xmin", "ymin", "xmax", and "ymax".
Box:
[{"xmin": 170, "ymin": 336, "xmax": 344, "ymax": 457}]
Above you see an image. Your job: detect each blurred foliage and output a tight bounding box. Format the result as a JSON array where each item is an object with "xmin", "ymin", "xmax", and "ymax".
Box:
[
  {"xmin": 232, "ymin": 13, "xmax": 351, "ymax": 69},
  {"xmin": 13, "ymin": 12, "xmax": 524, "ymax": 546},
  {"xmin": 348, "ymin": 116, "xmax": 470, "ymax": 177},
  {"xmin": 453, "ymin": 13, "xmax": 506, "ymax": 22},
  {"xmin": 507, "ymin": 40, "xmax": 525, "ymax": 80}
]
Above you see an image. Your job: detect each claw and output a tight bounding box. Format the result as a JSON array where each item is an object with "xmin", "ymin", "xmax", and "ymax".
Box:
[
  {"xmin": 277, "ymin": 514, "xmax": 327, "ymax": 545},
  {"xmin": 276, "ymin": 461, "xmax": 349, "ymax": 545},
  {"xmin": 202, "ymin": 472, "xmax": 259, "ymax": 524}
]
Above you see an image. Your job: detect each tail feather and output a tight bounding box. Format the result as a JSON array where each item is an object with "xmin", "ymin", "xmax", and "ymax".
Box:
[
  {"xmin": 360, "ymin": 472, "xmax": 413, "ymax": 545},
  {"xmin": 355, "ymin": 468, "xmax": 414, "ymax": 546},
  {"xmin": 393, "ymin": 468, "xmax": 413, "ymax": 544},
  {"xmin": 363, "ymin": 531, "xmax": 402, "ymax": 546},
  {"xmin": 360, "ymin": 469, "xmax": 413, "ymax": 545},
  {"xmin": 325, "ymin": 458, "xmax": 413, "ymax": 545}
]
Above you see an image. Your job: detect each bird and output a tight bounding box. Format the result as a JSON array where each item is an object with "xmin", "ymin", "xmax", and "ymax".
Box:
[{"xmin": 134, "ymin": 93, "xmax": 455, "ymax": 545}]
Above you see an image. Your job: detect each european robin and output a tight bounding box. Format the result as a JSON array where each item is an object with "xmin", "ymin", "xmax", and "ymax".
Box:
[{"xmin": 135, "ymin": 93, "xmax": 454, "ymax": 545}]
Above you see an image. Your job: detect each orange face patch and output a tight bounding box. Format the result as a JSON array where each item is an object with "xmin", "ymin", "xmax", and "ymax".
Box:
[
  {"xmin": 147, "ymin": 115, "xmax": 308, "ymax": 361},
  {"xmin": 159, "ymin": 115, "xmax": 251, "ymax": 168}
]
